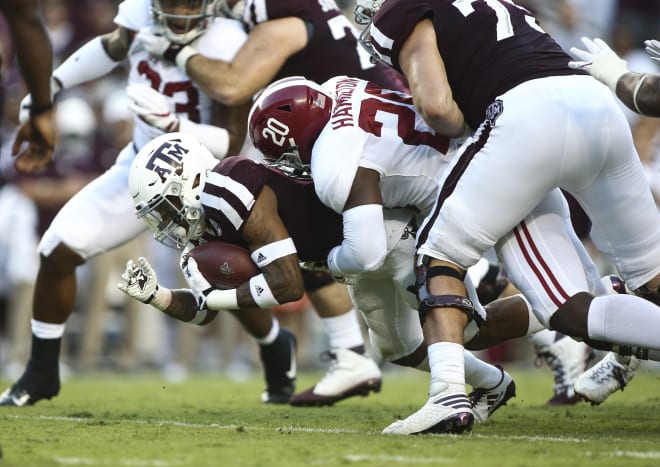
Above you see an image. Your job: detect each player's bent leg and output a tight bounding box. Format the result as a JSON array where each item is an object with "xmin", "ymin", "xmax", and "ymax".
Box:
[
  {"xmin": 0, "ymin": 244, "xmax": 85, "ymax": 407},
  {"xmin": 229, "ymin": 308, "xmax": 297, "ymax": 404},
  {"xmin": 572, "ymin": 275, "xmax": 640, "ymax": 405},
  {"xmin": 468, "ymin": 365, "xmax": 516, "ymax": 423},
  {"xmin": 532, "ymin": 333, "xmax": 593, "ymax": 406},
  {"xmin": 290, "ymin": 277, "xmax": 382, "ymax": 406},
  {"xmin": 382, "ymin": 379, "xmax": 473, "ymax": 435}
]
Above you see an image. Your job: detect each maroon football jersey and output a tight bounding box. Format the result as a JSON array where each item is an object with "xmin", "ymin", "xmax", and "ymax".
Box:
[
  {"xmin": 242, "ymin": 0, "xmax": 407, "ymax": 91},
  {"xmin": 200, "ymin": 156, "xmax": 343, "ymax": 261},
  {"xmin": 371, "ymin": 0, "xmax": 586, "ymax": 129}
]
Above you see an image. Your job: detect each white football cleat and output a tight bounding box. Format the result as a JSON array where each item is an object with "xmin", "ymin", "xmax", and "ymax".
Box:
[
  {"xmin": 469, "ymin": 366, "xmax": 516, "ymax": 423},
  {"xmin": 382, "ymin": 382, "xmax": 473, "ymax": 435},
  {"xmin": 290, "ymin": 348, "xmax": 382, "ymax": 406},
  {"xmin": 535, "ymin": 336, "xmax": 592, "ymax": 405},
  {"xmin": 574, "ymin": 352, "xmax": 640, "ymax": 405}
]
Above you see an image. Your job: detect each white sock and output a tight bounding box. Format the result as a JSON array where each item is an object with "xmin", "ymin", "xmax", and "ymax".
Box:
[
  {"xmin": 528, "ymin": 328, "xmax": 556, "ymax": 352},
  {"xmin": 588, "ymin": 294, "xmax": 660, "ymax": 349},
  {"xmin": 518, "ymin": 294, "xmax": 545, "ymax": 335},
  {"xmin": 428, "ymin": 342, "xmax": 465, "ymax": 391},
  {"xmin": 463, "ymin": 351, "xmax": 503, "ymax": 389},
  {"xmin": 255, "ymin": 318, "xmax": 280, "ymax": 345},
  {"xmin": 31, "ymin": 319, "xmax": 65, "ymax": 339},
  {"xmin": 320, "ymin": 308, "xmax": 364, "ymax": 349}
]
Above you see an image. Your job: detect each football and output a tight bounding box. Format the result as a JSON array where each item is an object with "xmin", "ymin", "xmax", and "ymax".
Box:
[{"xmin": 187, "ymin": 241, "xmax": 259, "ymax": 289}]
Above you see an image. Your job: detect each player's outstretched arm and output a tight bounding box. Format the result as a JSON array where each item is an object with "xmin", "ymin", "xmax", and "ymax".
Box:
[
  {"xmin": 139, "ymin": 18, "xmax": 308, "ymax": 106},
  {"xmin": 3, "ymin": 0, "xmax": 56, "ymax": 173},
  {"xmin": 569, "ymin": 36, "xmax": 660, "ymax": 117},
  {"xmin": 13, "ymin": 26, "xmax": 130, "ymax": 173},
  {"xmin": 1, "ymin": 0, "xmax": 53, "ymax": 114},
  {"xmin": 118, "ymin": 256, "xmax": 217, "ymax": 325}
]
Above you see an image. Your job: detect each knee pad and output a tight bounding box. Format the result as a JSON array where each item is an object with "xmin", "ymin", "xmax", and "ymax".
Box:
[
  {"xmin": 301, "ymin": 268, "xmax": 335, "ymax": 292},
  {"xmin": 413, "ymin": 256, "xmax": 480, "ymax": 326}
]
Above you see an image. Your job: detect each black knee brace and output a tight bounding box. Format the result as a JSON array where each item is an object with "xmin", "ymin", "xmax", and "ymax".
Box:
[{"xmin": 412, "ymin": 257, "xmax": 477, "ymax": 325}]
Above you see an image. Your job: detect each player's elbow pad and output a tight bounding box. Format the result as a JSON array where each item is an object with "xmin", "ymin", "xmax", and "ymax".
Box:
[{"xmin": 329, "ymin": 204, "xmax": 387, "ymax": 274}]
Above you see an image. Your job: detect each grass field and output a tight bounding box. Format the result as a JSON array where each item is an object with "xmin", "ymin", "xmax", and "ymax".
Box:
[{"xmin": 1, "ymin": 366, "xmax": 659, "ymax": 467}]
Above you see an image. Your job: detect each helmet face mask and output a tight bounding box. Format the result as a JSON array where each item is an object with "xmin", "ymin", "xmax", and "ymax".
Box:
[
  {"xmin": 353, "ymin": 0, "xmax": 387, "ymax": 66},
  {"xmin": 248, "ymin": 76, "xmax": 334, "ymax": 166},
  {"xmin": 130, "ymin": 133, "xmax": 217, "ymax": 249},
  {"xmin": 151, "ymin": 0, "xmax": 217, "ymax": 44},
  {"xmin": 217, "ymin": 0, "xmax": 245, "ymax": 20}
]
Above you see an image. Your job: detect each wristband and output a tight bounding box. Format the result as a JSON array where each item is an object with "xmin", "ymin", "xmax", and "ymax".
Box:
[
  {"xmin": 250, "ymin": 238, "xmax": 297, "ymax": 267},
  {"xmin": 249, "ymin": 274, "xmax": 280, "ymax": 308},
  {"xmin": 29, "ymin": 102, "xmax": 54, "ymax": 116},
  {"xmin": 175, "ymin": 45, "xmax": 199, "ymax": 71},
  {"xmin": 150, "ymin": 286, "xmax": 172, "ymax": 311},
  {"xmin": 205, "ymin": 288, "xmax": 239, "ymax": 310},
  {"xmin": 190, "ymin": 308, "xmax": 208, "ymax": 325}
]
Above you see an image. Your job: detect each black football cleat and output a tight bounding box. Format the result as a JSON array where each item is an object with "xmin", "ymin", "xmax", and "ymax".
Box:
[
  {"xmin": 0, "ymin": 372, "xmax": 60, "ymax": 407},
  {"xmin": 259, "ymin": 328, "xmax": 297, "ymax": 404}
]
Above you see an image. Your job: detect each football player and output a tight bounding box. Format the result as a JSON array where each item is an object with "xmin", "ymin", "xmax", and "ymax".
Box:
[
  {"xmin": 134, "ymin": 0, "xmax": 408, "ymax": 405},
  {"xmin": 247, "ymin": 74, "xmax": 660, "ymax": 433},
  {"xmin": 351, "ymin": 0, "xmax": 660, "ymax": 431},
  {"xmin": 0, "ymin": 0, "xmax": 297, "ymax": 407},
  {"xmin": 121, "ymin": 131, "xmax": 548, "ymax": 421},
  {"xmin": 1, "ymin": 0, "xmax": 56, "ymax": 173},
  {"xmin": 569, "ymin": 36, "xmax": 660, "ymax": 117}
]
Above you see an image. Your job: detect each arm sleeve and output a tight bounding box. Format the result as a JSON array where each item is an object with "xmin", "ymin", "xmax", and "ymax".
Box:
[
  {"xmin": 178, "ymin": 118, "xmax": 230, "ymax": 160},
  {"xmin": 53, "ymin": 36, "xmax": 121, "ymax": 89},
  {"xmin": 327, "ymin": 204, "xmax": 387, "ymax": 275}
]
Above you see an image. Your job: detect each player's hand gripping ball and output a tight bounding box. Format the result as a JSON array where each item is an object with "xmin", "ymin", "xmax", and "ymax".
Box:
[{"xmin": 185, "ymin": 241, "xmax": 259, "ymax": 289}]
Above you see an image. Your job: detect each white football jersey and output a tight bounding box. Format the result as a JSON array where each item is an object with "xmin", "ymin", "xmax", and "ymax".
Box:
[
  {"xmin": 312, "ymin": 76, "xmax": 456, "ymax": 215},
  {"xmin": 115, "ymin": 0, "xmax": 248, "ymax": 150}
]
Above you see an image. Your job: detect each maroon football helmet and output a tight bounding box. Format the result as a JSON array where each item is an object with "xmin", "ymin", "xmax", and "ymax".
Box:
[{"xmin": 248, "ymin": 76, "xmax": 334, "ymax": 165}]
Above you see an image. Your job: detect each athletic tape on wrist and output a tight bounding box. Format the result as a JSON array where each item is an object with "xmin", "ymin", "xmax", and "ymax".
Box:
[
  {"xmin": 249, "ymin": 274, "xmax": 280, "ymax": 308},
  {"xmin": 205, "ymin": 288, "xmax": 239, "ymax": 310},
  {"xmin": 150, "ymin": 287, "xmax": 172, "ymax": 311},
  {"xmin": 632, "ymin": 73, "xmax": 649, "ymax": 115},
  {"xmin": 175, "ymin": 45, "xmax": 199, "ymax": 71},
  {"xmin": 250, "ymin": 238, "xmax": 297, "ymax": 267}
]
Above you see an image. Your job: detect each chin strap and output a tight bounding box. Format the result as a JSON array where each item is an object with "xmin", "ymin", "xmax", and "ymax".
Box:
[{"xmin": 412, "ymin": 257, "xmax": 481, "ymax": 326}]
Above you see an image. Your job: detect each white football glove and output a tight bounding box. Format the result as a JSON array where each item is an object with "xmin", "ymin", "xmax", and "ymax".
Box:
[
  {"xmin": 644, "ymin": 39, "xmax": 660, "ymax": 65},
  {"xmin": 18, "ymin": 76, "xmax": 62, "ymax": 123},
  {"xmin": 568, "ymin": 37, "xmax": 629, "ymax": 92},
  {"xmin": 126, "ymin": 83, "xmax": 179, "ymax": 132},
  {"xmin": 180, "ymin": 255, "xmax": 215, "ymax": 309},
  {"xmin": 118, "ymin": 257, "xmax": 162, "ymax": 304},
  {"xmin": 134, "ymin": 27, "xmax": 199, "ymax": 70}
]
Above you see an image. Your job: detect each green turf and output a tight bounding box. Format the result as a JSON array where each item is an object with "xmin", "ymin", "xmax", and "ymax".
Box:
[{"xmin": 1, "ymin": 367, "xmax": 659, "ymax": 467}]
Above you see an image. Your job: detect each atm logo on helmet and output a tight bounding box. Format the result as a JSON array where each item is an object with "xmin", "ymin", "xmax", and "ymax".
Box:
[{"xmin": 147, "ymin": 139, "xmax": 188, "ymax": 181}]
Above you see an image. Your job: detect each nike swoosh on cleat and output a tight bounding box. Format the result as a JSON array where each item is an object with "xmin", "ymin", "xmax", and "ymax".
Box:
[
  {"xmin": 11, "ymin": 391, "xmax": 31, "ymax": 407},
  {"xmin": 286, "ymin": 340, "xmax": 297, "ymax": 380}
]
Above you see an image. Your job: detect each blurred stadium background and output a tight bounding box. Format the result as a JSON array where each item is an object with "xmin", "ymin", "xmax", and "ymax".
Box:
[{"xmin": 1, "ymin": 0, "xmax": 660, "ymax": 388}]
